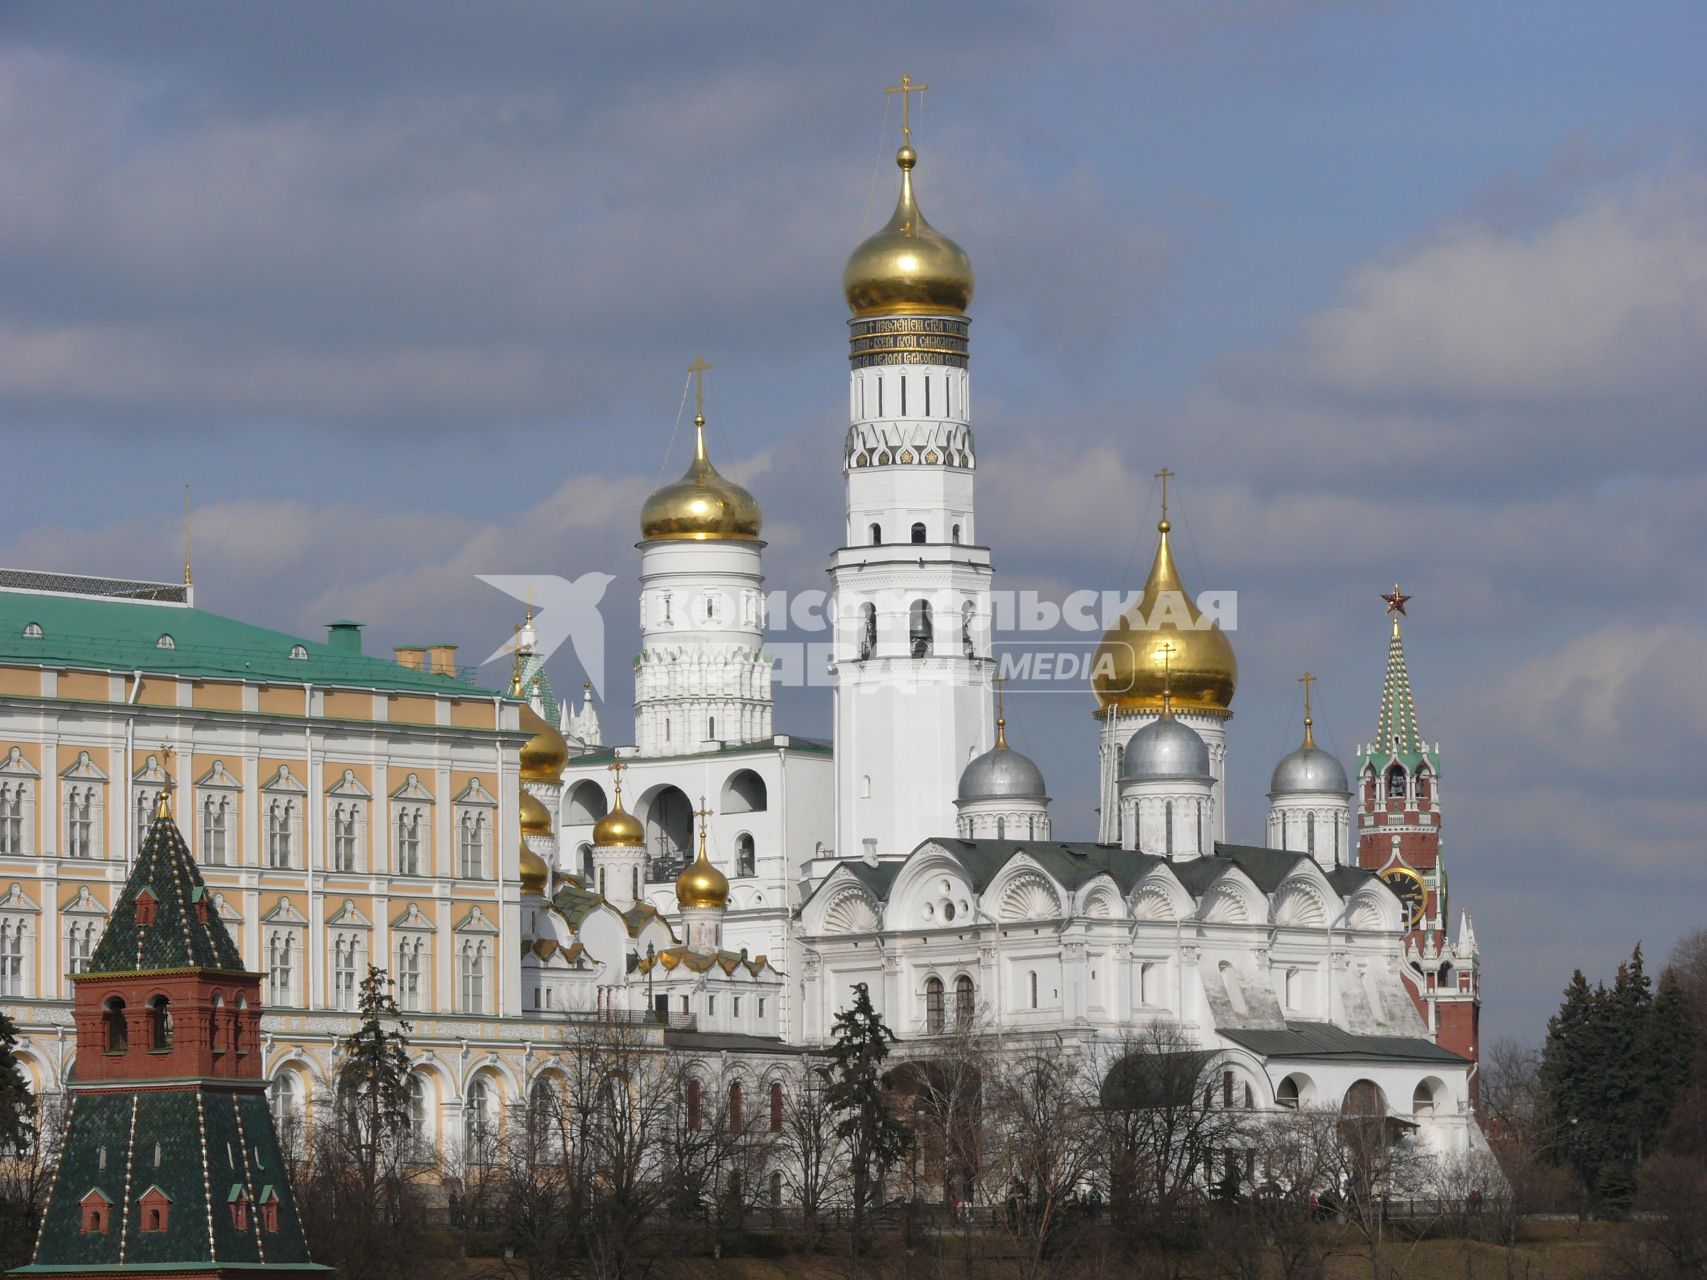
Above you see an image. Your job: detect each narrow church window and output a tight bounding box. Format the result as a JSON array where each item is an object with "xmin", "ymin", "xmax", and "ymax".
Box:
[
  {"xmin": 149, "ymin": 996, "xmax": 172, "ymax": 1050},
  {"xmin": 1028, "ymin": 971, "xmax": 1038, "ymax": 1009},
  {"xmin": 1307, "ymin": 812, "xmax": 1316, "ymax": 856},
  {"xmin": 924, "ymin": 977, "xmax": 944, "ymax": 1033},
  {"xmin": 900, "ymin": 376, "xmax": 907, "ymax": 417},
  {"xmin": 104, "ymin": 997, "xmax": 127, "ymax": 1053},
  {"xmin": 1165, "ymin": 801, "xmax": 1174, "ymax": 857},
  {"xmin": 955, "ymin": 974, "xmax": 975, "ymax": 1026},
  {"xmin": 924, "ymin": 377, "xmax": 931, "ymax": 417},
  {"xmin": 911, "ymin": 522, "xmax": 926, "ymax": 544}
]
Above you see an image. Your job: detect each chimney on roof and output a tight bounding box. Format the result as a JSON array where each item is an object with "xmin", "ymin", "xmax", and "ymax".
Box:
[
  {"xmin": 393, "ymin": 645, "xmax": 425, "ymax": 671},
  {"xmin": 425, "ymin": 644, "xmax": 458, "ymax": 676},
  {"xmin": 326, "ymin": 621, "xmax": 364, "ymax": 654}
]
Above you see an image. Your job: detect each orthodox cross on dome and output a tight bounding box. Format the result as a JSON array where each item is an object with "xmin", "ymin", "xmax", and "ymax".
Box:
[
  {"xmin": 1157, "ymin": 641, "xmax": 1176, "ymax": 717},
  {"xmin": 1298, "ymin": 671, "xmax": 1317, "ymax": 747},
  {"xmin": 1381, "ymin": 583, "xmax": 1411, "ymax": 616},
  {"xmin": 687, "ymin": 355, "xmax": 712, "ymax": 422},
  {"xmin": 1154, "ymin": 466, "xmax": 1175, "ymax": 525},
  {"xmin": 885, "ymin": 73, "xmax": 928, "ymax": 143},
  {"xmin": 993, "ymin": 670, "xmax": 1007, "ymax": 745},
  {"xmin": 607, "ymin": 757, "xmax": 628, "ymax": 801},
  {"xmin": 694, "ymin": 795, "xmax": 714, "ymax": 855}
]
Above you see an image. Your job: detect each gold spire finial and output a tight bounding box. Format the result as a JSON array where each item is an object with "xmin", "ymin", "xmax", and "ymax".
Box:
[
  {"xmin": 1157, "ymin": 641, "xmax": 1176, "ymax": 718},
  {"xmin": 1298, "ymin": 671, "xmax": 1317, "ymax": 748},
  {"xmin": 155, "ymin": 745, "xmax": 176, "ymax": 821},
  {"xmin": 182, "ymin": 485, "xmax": 192, "ymax": 587},
  {"xmin": 993, "ymin": 669, "xmax": 1008, "ymax": 747},
  {"xmin": 1154, "ymin": 466, "xmax": 1174, "ymax": 533},
  {"xmin": 885, "ymin": 72, "xmax": 928, "ymax": 146},
  {"xmin": 608, "ymin": 758, "xmax": 627, "ymax": 804}
]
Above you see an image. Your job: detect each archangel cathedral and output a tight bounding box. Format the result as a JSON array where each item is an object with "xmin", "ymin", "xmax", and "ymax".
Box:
[{"xmin": 0, "ymin": 85, "xmax": 1487, "ymax": 1169}]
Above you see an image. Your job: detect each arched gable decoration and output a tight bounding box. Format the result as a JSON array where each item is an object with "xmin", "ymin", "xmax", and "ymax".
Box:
[
  {"xmin": 995, "ymin": 871, "xmax": 1061, "ymax": 923},
  {"xmin": 822, "ymin": 888, "xmax": 880, "ymax": 935}
]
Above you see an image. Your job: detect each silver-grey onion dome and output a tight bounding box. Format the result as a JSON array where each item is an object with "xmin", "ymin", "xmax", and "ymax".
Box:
[
  {"xmin": 1269, "ymin": 743, "xmax": 1349, "ymax": 796},
  {"xmin": 1121, "ymin": 717, "xmax": 1212, "ymax": 782},
  {"xmin": 957, "ymin": 742, "xmax": 1049, "ymax": 804}
]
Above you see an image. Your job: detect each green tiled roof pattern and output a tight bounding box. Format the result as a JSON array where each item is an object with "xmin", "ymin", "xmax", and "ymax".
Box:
[
  {"xmin": 87, "ymin": 813, "xmax": 246, "ymax": 975},
  {"xmin": 1364, "ymin": 622, "xmax": 1436, "ymax": 771},
  {"xmin": 0, "ymin": 588, "xmax": 496, "ymax": 696},
  {"xmin": 25, "ymin": 1088, "xmax": 318, "ymax": 1271}
]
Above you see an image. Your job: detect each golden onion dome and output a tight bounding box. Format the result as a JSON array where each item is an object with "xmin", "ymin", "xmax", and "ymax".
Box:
[
  {"xmin": 1092, "ymin": 518, "xmax": 1238, "ymax": 715},
  {"xmin": 519, "ymin": 704, "xmax": 570, "ymax": 780},
  {"xmin": 519, "ymin": 789, "xmax": 553, "ymax": 836},
  {"xmin": 843, "ymin": 145, "xmax": 974, "ymax": 317},
  {"xmin": 518, "ymin": 843, "xmax": 550, "ymax": 896},
  {"xmin": 675, "ymin": 846, "xmax": 729, "ymax": 911},
  {"xmin": 592, "ymin": 788, "xmax": 644, "ymax": 848},
  {"xmin": 639, "ymin": 415, "xmax": 762, "ymax": 542}
]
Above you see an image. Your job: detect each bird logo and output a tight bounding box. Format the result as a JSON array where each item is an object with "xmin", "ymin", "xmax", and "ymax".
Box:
[{"xmin": 477, "ymin": 572, "xmax": 617, "ymax": 698}]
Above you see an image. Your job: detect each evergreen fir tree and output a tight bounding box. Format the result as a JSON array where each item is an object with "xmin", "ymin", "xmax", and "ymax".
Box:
[
  {"xmin": 336, "ymin": 965, "xmax": 414, "ymax": 1195},
  {"xmin": 0, "ymin": 1009, "xmax": 35, "ymax": 1156},
  {"xmin": 825, "ymin": 982, "xmax": 912, "ymax": 1254},
  {"xmin": 1541, "ymin": 968, "xmax": 1601, "ymax": 1187},
  {"xmin": 1638, "ymin": 967, "xmax": 1695, "ymax": 1158}
]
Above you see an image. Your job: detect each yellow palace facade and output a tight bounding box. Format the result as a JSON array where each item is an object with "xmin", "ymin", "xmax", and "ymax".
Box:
[{"xmin": 0, "ymin": 570, "xmax": 551, "ymax": 1156}]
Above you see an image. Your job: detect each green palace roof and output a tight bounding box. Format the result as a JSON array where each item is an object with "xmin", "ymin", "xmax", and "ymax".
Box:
[{"xmin": 0, "ymin": 572, "xmax": 502, "ymax": 697}]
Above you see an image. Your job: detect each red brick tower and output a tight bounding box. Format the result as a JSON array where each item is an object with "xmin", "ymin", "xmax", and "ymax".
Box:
[
  {"xmin": 13, "ymin": 780, "xmax": 328, "ymax": 1280},
  {"xmin": 1355, "ymin": 586, "xmax": 1481, "ymax": 1076}
]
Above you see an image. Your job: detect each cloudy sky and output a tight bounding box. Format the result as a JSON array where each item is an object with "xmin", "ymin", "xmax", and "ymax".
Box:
[{"xmin": 3, "ymin": 1, "xmax": 1705, "ymax": 1041}]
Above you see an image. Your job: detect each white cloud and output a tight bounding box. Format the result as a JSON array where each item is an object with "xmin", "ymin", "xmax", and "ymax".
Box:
[{"xmin": 1296, "ymin": 169, "xmax": 1707, "ymax": 405}]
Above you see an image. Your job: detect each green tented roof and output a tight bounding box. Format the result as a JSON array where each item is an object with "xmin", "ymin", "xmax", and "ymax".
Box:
[
  {"xmin": 0, "ymin": 586, "xmax": 500, "ymax": 697},
  {"xmin": 86, "ymin": 810, "xmax": 247, "ymax": 975},
  {"xmin": 22, "ymin": 1088, "xmax": 325, "ymax": 1273}
]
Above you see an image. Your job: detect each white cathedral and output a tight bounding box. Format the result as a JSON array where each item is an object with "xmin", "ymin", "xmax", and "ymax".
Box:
[{"xmin": 510, "ymin": 113, "xmax": 1485, "ymax": 1158}]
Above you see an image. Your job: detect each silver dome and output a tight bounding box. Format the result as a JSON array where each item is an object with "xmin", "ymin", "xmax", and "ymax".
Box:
[
  {"xmin": 1269, "ymin": 743, "xmax": 1349, "ymax": 796},
  {"xmin": 958, "ymin": 743, "xmax": 1049, "ymax": 804},
  {"xmin": 1121, "ymin": 717, "xmax": 1212, "ymax": 782}
]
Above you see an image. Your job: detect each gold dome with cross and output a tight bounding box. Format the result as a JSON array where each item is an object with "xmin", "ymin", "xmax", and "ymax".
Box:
[{"xmin": 639, "ymin": 357, "xmax": 764, "ymax": 541}]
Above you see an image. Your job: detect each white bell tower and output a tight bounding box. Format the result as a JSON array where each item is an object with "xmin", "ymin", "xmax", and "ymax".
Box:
[{"xmin": 830, "ymin": 78, "xmax": 993, "ymax": 860}]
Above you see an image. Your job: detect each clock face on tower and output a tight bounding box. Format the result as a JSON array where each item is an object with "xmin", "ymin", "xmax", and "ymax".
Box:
[{"xmin": 1377, "ymin": 865, "xmax": 1427, "ymax": 929}]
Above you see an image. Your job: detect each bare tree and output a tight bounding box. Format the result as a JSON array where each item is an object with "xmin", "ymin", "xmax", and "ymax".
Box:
[
  {"xmin": 775, "ymin": 1054, "xmax": 845, "ymax": 1240},
  {"xmin": 1087, "ymin": 1023, "xmax": 1248, "ymax": 1275},
  {"xmin": 488, "ymin": 1078, "xmax": 579, "ymax": 1280},
  {"xmin": 1325, "ymin": 1098, "xmax": 1436, "ymax": 1280},
  {"xmin": 983, "ymin": 1045, "xmax": 1101, "ymax": 1280},
  {"xmin": 546, "ymin": 1018, "xmax": 690, "ymax": 1280},
  {"xmin": 0, "ymin": 1089, "xmax": 66, "ymax": 1269},
  {"xmin": 1204, "ymin": 1104, "xmax": 1341, "ymax": 1280}
]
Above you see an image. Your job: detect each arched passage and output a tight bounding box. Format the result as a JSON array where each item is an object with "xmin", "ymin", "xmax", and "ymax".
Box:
[
  {"xmin": 639, "ymin": 784, "xmax": 693, "ymax": 875},
  {"xmin": 722, "ymin": 770, "xmax": 767, "ymax": 814},
  {"xmin": 564, "ymin": 780, "xmax": 608, "ymax": 825}
]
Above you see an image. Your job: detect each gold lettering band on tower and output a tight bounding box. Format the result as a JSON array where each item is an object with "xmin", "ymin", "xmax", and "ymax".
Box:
[{"xmin": 848, "ymin": 314, "xmax": 970, "ymax": 369}]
